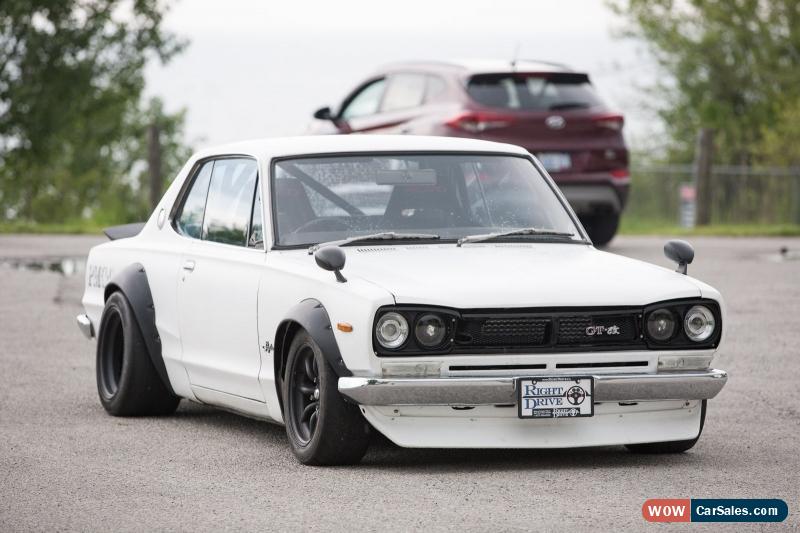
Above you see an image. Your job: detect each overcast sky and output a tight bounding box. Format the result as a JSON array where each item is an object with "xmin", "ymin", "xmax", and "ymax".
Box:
[{"xmin": 144, "ymin": 0, "xmax": 659, "ymax": 151}]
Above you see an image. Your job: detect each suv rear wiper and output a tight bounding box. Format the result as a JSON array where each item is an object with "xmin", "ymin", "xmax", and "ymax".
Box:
[
  {"xmin": 308, "ymin": 232, "xmax": 440, "ymax": 254},
  {"xmin": 456, "ymin": 228, "xmax": 574, "ymax": 247},
  {"xmin": 548, "ymin": 102, "xmax": 590, "ymax": 110}
]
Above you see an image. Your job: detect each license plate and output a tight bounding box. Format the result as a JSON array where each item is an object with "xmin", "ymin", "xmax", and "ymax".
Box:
[
  {"xmin": 517, "ymin": 376, "xmax": 594, "ymax": 419},
  {"xmin": 536, "ymin": 152, "xmax": 571, "ymax": 172}
]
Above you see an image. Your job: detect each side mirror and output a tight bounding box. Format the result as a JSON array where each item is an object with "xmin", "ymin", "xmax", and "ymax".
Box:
[
  {"xmin": 313, "ymin": 106, "xmax": 334, "ymax": 121},
  {"xmin": 664, "ymin": 239, "xmax": 694, "ymax": 275},
  {"xmin": 314, "ymin": 246, "xmax": 347, "ymax": 283}
]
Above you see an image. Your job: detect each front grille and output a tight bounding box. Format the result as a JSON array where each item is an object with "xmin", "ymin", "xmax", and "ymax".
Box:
[{"xmin": 450, "ymin": 310, "xmax": 642, "ymax": 352}]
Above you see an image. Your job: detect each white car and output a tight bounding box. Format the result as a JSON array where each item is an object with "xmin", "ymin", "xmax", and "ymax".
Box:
[{"xmin": 77, "ymin": 135, "xmax": 727, "ymax": 465}]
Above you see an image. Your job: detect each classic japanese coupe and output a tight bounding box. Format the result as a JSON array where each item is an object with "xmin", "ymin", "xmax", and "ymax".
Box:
[{"xmin": 77, "ymin": 135, "xmax": 727, "ymax": 465}]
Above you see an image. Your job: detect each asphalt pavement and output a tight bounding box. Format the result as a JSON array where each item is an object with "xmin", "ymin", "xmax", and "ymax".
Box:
[{"xmin": 0, "ymin": 234, "xmax": 798, "ymax": 531}]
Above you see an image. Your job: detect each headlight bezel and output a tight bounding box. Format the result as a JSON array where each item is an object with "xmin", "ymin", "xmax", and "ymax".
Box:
[
  {"xmin": 373, "ymin": 306, "xmax": 457, "ymax": 355},
  {"xmin": 643, "ymin": 299, "xmax": 721, "ymax": 348}
]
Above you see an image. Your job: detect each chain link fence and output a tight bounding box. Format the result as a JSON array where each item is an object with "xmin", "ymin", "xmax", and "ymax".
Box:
[{"xmin": 625, "ymin": 165, "xmax": 800, "ymax": 226}]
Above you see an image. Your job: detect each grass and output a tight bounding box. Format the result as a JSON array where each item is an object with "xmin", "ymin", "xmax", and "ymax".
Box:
[
  {"xmin": 0, "ymin": 221, "xmax": 106, "ymax": 235},
  {"xmin": 619, "ymin": 218, "xmax": 800, "ymax": 237}
]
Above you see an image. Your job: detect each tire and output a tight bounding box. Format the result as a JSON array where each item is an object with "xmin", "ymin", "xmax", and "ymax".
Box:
[
  {"xmin": 96, "ymin": 291, "xmax": 180, "ymax": 416},
  {"xmin": 625, "ymin": 400, "xmax": 707, "ymax": 454},
  {"xmin": 282, "ymin": 330, "xmax": 369, "ymax": 465},
  {"xmin": 581, "ymin": 212, "xmax": 620, "ymax": 247}
]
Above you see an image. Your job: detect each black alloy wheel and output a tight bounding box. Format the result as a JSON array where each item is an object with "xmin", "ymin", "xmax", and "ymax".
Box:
[
  {"xmin": 288, "ymin": 344, "xmax": 320, "ymax": 445},
  {"xmin": 282, "ymin": 330, "xmax": 370, "ymax": 465}
]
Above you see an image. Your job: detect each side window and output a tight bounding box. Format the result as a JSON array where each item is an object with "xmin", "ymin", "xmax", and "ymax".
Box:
[
  {"xmin": 381, "ymin": 74, "xmax": 426, "ymax": 112},
  {"xmin": 203, "ymin": 158, "xmax": 258, "ymax": 246},
  {"xmin": 248, "ymin": 178, "xmax": 264, "ymax": 248},
  {"xmin": 175, "ymin": 161, "xmax": 214, "ymax": 239},
  {"xmin": 340, "ymin": 78, "xmax": 386, "ymax": 120},
  {"xmin": 425, "ymin": 75, "xmax": 448, "ymax": 103}
]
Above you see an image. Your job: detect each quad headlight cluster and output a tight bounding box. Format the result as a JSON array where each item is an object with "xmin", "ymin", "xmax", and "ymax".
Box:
[
  {"xmin": 643, "ymin": 301, "xmax": 720, "ymax": 347},
  {"xmin": 374, "ymin": 308, "xmax": 454, "ymax": 353}
]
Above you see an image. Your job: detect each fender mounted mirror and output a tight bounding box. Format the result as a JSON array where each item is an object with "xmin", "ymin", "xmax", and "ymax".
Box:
[
  {"xmin": 664, "ymin": 239, "xmax": 694, "ymax": 275},
  {"xmin": 314, "ymin": 246, "xmax": 347, "ymax": 283}
]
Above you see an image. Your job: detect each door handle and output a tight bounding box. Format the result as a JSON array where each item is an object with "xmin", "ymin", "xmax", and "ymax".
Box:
[{"xmin": 182, "ymin": 260, "xmax": 196, "ymax": 272}]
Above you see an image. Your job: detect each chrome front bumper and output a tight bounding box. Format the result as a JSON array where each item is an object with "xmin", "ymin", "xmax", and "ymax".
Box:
[
  {"xmin": 338, "ymin": 369, "xmax": 728, "ymax": 406},
  {"xmin": 76, "ymin": 314, "xmax": 94, "ymax": 339}
]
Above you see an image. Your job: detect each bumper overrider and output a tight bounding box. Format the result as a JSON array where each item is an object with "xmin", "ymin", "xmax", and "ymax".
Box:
[{"xmin": 338, "ymin": 369, "xmax": 727, "ymax": 406}]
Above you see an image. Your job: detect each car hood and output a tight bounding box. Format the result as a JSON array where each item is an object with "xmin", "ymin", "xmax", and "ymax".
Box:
[{"xmin": 324, "ymin": 243, "xmax": 703, "ymax": 308}]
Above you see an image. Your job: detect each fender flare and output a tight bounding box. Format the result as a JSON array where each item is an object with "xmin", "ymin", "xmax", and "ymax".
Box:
[
  {"xmin": 274, "ymin": 299, "xmax": 353, "ymax": 384},
  {"xmin": 103, "ymin": 263, "xmax": 174, "ymax": 395}
]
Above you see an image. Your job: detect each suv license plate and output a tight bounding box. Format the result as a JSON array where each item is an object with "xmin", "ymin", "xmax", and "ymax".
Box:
[
  {"xmin": 517, "ymin": 376, "xmax": 594, "ymax": 419},
  {"xmin": 536, "ymin": 152, "xmax": 571, "ymax": 172}
]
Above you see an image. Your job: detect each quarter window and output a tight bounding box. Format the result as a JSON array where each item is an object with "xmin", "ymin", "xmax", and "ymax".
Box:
[
  {"xmin": 202, "ymin": 158, "xmax": 258, "ymax": 246},
  {"xmin": 175, "ymin": 161, "xmax": 213, "ymax": 239},
  {"xmin": 381, "ymin": 74, "xmax": 426, "ymax": 112}
]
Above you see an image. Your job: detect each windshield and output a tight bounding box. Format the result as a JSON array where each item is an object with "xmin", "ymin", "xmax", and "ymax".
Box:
[
  {"xmin": 271, "ymin": 154, "xmax": 583, "ymax": 247},
  {"xmin": 467, "ymin": 73, "xmax": 604, "ymax": 111}
]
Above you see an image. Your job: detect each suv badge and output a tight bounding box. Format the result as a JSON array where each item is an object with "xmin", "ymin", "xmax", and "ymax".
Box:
[
  {"xmin": 545, "ymin": 115, "xmax": 566, "ymax": 129},
  {"xmin": 585, "ymin": 325, "xmax": 620, "ymax": 336}
]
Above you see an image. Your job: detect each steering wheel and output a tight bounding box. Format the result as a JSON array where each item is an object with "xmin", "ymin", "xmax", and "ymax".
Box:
[{"xmin": 291, "ymin": 218, "xmax": 351, "ymax": 234}]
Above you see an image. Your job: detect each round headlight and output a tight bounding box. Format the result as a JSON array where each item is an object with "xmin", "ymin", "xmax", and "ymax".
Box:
[
  {"xmin": 375, "ymin": 312, "xmax": 409, "ymax": 349},
  {"xmin": 646, "ymin": 309, "xmax": 676, "ymax": 342},
  {"xmin": 684, "ymin": 305, "xmax": 715, "ymax": 342},
  {"xmin": 414, "ymin": 314, "xmax": 447, "ymax": 347}
]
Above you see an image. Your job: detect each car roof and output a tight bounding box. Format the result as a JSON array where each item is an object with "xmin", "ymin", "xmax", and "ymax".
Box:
[
  {"xmin": 192, "ymin": 135, "xmax": 530, "ymax": 161},
  {"xmin": 379, "ymin": 59, "xmax": 575, "ymax": 76}
]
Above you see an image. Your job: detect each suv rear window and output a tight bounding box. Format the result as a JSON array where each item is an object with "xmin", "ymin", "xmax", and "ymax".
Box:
[{"xmin": 467, "ymin": 72, "xmax": 603, "ymax": 111}]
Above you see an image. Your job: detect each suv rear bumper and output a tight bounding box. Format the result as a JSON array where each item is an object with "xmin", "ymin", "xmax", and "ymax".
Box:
[
  {"xmin": 339, "ymin": 369, "xmax": 727, "ymax": 406},
  {"xmin": 560, "ymin": 183, "xmax": 625, "ymax": 214}
]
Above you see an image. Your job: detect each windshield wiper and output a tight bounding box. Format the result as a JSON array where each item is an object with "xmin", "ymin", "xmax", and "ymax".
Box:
[
  {"xmin": 308, "ymin": 232, "xmax": 440, "ymax": 254},
  {"xmin": 456, "ymin": 227, "xmax": 574, "ymax": 247}
]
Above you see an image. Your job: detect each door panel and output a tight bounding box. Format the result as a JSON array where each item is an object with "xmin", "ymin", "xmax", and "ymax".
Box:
[{"xmin": 178, "ymin": 242, "xmax": 265, "ymax": 400}]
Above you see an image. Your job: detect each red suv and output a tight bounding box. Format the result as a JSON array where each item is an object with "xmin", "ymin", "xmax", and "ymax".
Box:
[{"xmin": 308, "ymin": 60, "xmax": 629, "ymax": 245}]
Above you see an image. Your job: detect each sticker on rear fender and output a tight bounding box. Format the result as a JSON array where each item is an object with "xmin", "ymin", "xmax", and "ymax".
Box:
[{"xmin": 516, "ymin": 376, "xmax": 594, "ymax": 419}]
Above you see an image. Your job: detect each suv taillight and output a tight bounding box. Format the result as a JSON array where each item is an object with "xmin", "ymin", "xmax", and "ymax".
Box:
[
  {"xmin": 592, "ymin": 113, "xmax": 624, "ymax": 131},
  {"xmin": 445, "ymin": 112, "xmax": 515, "ymax": 133}
]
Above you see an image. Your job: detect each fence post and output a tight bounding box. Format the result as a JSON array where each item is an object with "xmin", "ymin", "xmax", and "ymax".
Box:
[
  {"xmin": 147, "ymin": 123, "xmax": 162, "ymax": 209},
  {"xmin": 793, "ymin": 172, "xmax": 800, "ymax": 225},
  {"xmin": 694, "ymin": 128, "xmax": 714, "ymax": 226}
]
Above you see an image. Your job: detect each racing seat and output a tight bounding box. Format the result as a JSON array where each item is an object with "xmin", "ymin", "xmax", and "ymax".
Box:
[
  {"xmin": 383, "ymin": 179, "xmax": 466, "ymax": 230},
  {"xmin": 274, "ymin": 177, "xmax": 315, "ymax": 233}
]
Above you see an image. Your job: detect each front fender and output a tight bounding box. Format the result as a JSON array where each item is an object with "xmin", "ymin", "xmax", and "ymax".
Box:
[{"xmin": 275, "ymin": 299, "xmax": 353, "ymax": 381}]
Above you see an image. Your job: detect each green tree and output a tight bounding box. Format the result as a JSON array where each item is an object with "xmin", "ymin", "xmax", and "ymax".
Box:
[
  {"xmin": 758, "ymin": 96, "xmax": 800, "ymax": 166},
  {"xmin": 610, "ymin": 0, "xmax": 800, "ymax": 165},
  {"xmin": 0, "ymin": 0, "xmax": 187, "ymax": 224}
]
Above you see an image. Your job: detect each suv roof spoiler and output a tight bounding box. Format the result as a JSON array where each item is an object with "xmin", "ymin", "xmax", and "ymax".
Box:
[{"xmin": 103, "ymin": 222, "xmax": 145, "ymax": 241}]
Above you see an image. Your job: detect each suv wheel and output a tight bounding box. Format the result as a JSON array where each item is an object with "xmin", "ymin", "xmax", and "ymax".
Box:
[{"xmin": 581, "ymin": 212, "xmax": 620, "ymax": 247}]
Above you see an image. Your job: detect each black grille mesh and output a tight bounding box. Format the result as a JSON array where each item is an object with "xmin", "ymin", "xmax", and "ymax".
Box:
[{"xmin": 457, "ymin": 317, "xmax": 549, "ymax": 346}]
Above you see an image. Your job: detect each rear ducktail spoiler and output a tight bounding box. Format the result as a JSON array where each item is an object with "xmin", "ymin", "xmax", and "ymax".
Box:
[{"xmin": 103, "ymin": 222, "xmax": 146, "ymax": 241}]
